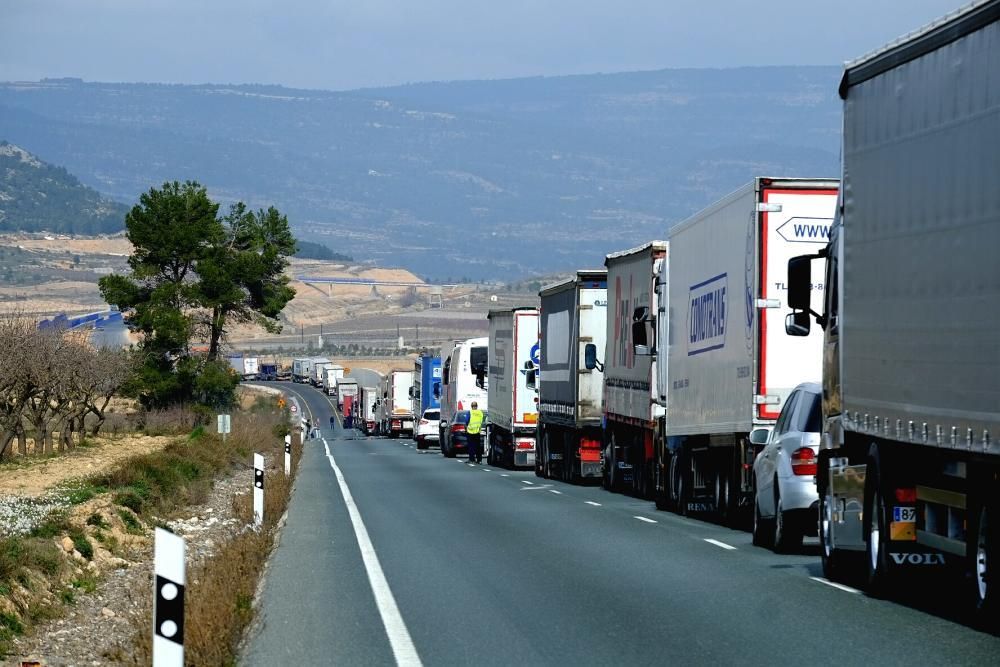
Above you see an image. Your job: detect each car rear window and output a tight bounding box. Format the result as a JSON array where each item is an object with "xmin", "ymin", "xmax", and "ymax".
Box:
[
  {"xmin": 797, "ymin": 392, "xmax": 822, "ymax": 433},
  {"xmin": 424, "ymin": 410, "xmax": 440, "ymax": 420}
]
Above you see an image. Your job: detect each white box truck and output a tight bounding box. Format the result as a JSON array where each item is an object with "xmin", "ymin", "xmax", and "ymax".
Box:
[
  {"xmin": 310, "ymin": 357, "xmax": 332, "ymax": 387},
  {"xmin": 323, "ymin": 364, "xmax": 345, "ymax": 396},
  {"xmin": 602, "ymin": 242, "xmax": 667, "ymax": 497},
  {"xmin": 536, "ymin": 270, "xmax": 608, "ymax": 481},
  {"xmin": 292, "ymin": 357, "xmax": 313, "ymax": 384},
  {"xmin": 439, "ymin": 337, "xmax": 489, "ymax": 456},
  {"xmin": 487, "ymin": 308, "xmax": 539, "ymax": 468},
  {"xmin": 378, "ymin": 370, "xmax": 415, "ymax": 438},
  {"xmin": 359, "ymin": 385, "xmax": 379, "ymax": 434},
  {"xmin": 336, "ymin": 377, "xmax": 359, "ymax": 412},
  {"xmin": 242, "ymin": 356, "xmax": 259, "ymax": 380},
  {"xmin": 785, "ymin": 2, "xmax": 1000, "ymax": 616},
  {"xmin": 649, "ymin": 178, "xmax": 838, "ymax": 522}
]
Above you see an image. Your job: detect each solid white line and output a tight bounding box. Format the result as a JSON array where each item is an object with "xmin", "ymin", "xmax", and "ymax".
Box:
[
  {"xmin": 810, "ymin": 576, "xmax": 862, "ymax": 594},
  {"xmin": 633, "ymin": 516, "xmax": 658, "ymax": 524},
  {"xmin": 548, "ymin": 489, "xmax": 562, "ymax": 495},
  {"xmin": 585, "ymin": 501, "xmax": 601, "ymax": 507},
  {"xmin": 521, "ymin": 480, "xmax": 534, "ymax": 485},
  {"xmin": 704, "ymin": 538, "xmax": 737, "ymax": 551},
  {"xmin": 322, "ymin": 439, "xmax": 422, "ymax": 666}
]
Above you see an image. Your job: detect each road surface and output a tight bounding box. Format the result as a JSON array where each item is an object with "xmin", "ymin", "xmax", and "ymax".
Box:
[{"xmin": 244, "ymin": 381, "xmax": 999, "ymax": 665}]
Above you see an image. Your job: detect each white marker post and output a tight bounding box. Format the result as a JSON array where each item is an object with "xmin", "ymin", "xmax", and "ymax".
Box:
[
  {"xmin": 217, "ymin": 414, "xmax": 231, "ymax": 443},
  {"xmin": 153, "ymin": 528, "xmax": 185, "ymax": 667},
  {"xmin": 284, "ymin": 434, "xmax": 292, "ymax": 477},
  {"xmin": 253, "ymin": 453, "xmax": 265, "ymax": 529}
]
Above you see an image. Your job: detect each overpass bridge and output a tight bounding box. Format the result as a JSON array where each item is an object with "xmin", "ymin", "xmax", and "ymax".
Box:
[{"xmin": 295, "ymin": 276, "xmax": 459, "ymax": 306}]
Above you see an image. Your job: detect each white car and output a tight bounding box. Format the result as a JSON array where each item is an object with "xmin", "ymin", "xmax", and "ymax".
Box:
[
  {"xmin": 752, "ymin": 382, "xmax": 822, "ymax": 553},
  {"xmin": 415, "ymin": 409, "xmax": 440, "ymax": 450}
]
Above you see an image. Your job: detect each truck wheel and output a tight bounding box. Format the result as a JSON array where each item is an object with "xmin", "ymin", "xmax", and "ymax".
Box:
[
  {"xmin": 535, "ymin": 433, "xmax": 545, "ymax": 478},
  {"xmin": 654, "ymin": 452, "xmax": 671, "ymax": 511},
  {"xmin": 863, "ymin": 454, "xmax": 896, "ymax": 595},
  {"xmin": 773, "ymin": 482, "xmax": 802, "ymax": 553},
  {"xmin": 972, "ymin": 504, "xmax": 999, "ymax": 627},
  {"xmin": 819, "ymin": 473, "xmax": 842, "ymax": 578}
]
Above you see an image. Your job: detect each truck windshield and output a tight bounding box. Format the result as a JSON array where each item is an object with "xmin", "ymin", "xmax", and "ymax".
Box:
[{"xmin": 469, "ymin": 346, "xmax": 487, "ymax": 374}]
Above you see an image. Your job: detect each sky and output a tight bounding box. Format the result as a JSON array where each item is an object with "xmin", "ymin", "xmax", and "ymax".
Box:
[{"xmin": 0, "ymin": 0, "xmax": 969, "ymax": 90}]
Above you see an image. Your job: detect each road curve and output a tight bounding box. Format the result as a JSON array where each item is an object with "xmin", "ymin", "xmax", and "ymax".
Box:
[{"xmin": 243, "ymin": 382, "xmax": 1000, "ymax": 665}]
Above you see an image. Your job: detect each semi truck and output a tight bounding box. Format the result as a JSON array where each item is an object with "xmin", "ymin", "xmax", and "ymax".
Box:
[
  {"xmin": 785, "ymin": 2, "xmax": 1000, "ymax": 616},
  {"xmin": 486, "ymin": 308, "xmax": 539, "ymax": 468},
  {"xmin": 310, "ymin": 358, "xmax": 332, "ymax": 387},
  {"xmin": 336, "ymin": 377, "xmax": 359, "ymax": 413},
  {"xmin": 439, "ymin": 337, "xmax": 489, "ymax": 453},
  {"xmin": 323, "ymin": 364, "xmax": 345, "ymax": 396},
  {"xmin": 259, "ymin": 362, "xmax": 278, "ymax": 381},
  {"xmin": 225, "ymin": 355, "xmax": 260, "ymax": 381},
  {"xmin": 601, "ymin": 242, "xmax": 667, "ymax": 497},
  {"xmin": 360, "ymin": 386, "xmax": 379, "ymax": 434},
  {"xmin": 646, "ymin": 178, "xmax": 838, "ymax": 522},
  {"xmin": 379, "ymin": 370, "xmax": 415, "ymax": 438},
  {"xmin": 411, "ymin": 355, "xmax": 441, "ymax": 418},
  {"xmin": 536, "ymin": 270, "xmax": 607, "ymax": 481},
  {"xmin": 292, "ymin": 358, "xmax": 313, "ymax": 384}
]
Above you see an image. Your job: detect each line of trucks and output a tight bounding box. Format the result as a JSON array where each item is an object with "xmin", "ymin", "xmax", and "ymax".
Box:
[{"xmin": 291, "ymin": 3, "xmax": 1000, "ymax": 620}]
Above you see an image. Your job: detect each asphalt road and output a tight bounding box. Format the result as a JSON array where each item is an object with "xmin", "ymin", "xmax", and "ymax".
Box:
[{"xmin": 244, "ymin": 381, "xmax": 1000, "ymax": 665}]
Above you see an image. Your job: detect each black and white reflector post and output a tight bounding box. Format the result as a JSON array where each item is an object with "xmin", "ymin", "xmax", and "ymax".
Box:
[
  {"xmin": 253, "ymin": 452, "xmax": 265, "ymax": 528},
  {"xmin": 284, "ymin": 435, "xmax": 292, "ymax": 477},
  {"xmin": 153, "ymin": 528, "xmax": 185, "ymax": 666}
]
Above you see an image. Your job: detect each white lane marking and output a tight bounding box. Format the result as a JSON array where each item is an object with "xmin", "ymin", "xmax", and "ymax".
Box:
[
  {"xmin": 704, "ymin": 538, "xmax": 736, "ymax": 551},
  {"xmin": 810, "ymin": 576, "xmax": 862, "ymax": 594},
  {"xmin": 322, "ymin": 439, "xmax": 422, "ymax": 666},
  {"xmin": 548, "ymin": 489, "xmax": 562, "ymax": 495},
  {"xmin": 467, "ymin": 463, "xmax": 476, "ymax": 467},
  {"xmin": 500, "ymin": 474, "xmax": 510, "ymax": 478},
  {"xmin": 585, "ymin": 501, "xmax": 602, "ymax": 507},
  {"xmin": 633, "ymin": 516, "xmax": 658, "ymax": 524}
]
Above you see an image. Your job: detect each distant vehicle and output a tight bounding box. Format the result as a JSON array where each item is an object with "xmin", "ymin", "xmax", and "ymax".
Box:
[
  {"xmin": 323, "ymin": 364, "xmax": 345, "ymax": 396},
  {"xmin": 442, "ymin": 410, "xmax": 488, "ymax": 458},
  {"xmin": 242, "ymin": 356, "xmax": 259, "ymax": 380},
  {"xmin": 438, "ymin": 337, "xmax": 488, "ymax": 454},
  {"xmin": 359, "ymin": 386, "xmax": 379, "ymax": 434},
  {"xmin": 536, "ymin": 270, "xmax": 607, "ymax": 482},
  {"xmin": 785, "ymin": 2, "xmax": 1000, "ymax": 616},
  {"xmin": 292, "ymin": 358, "xmax": 313, "ymax": 383},
  {"xmin": 410, "ymin": 355, "xmax": 441, "ymax": 418},
  {"xmin": 310, "ymin": 357, "xmax": 332, "ymax": 387},
  {"xmin": 415, "ymin": 408, "xmax": 440, "ymax": 450},
  {"xmin": 259, "ymin": 362, "xmax": 278, "ymax": 381},
  {"xmin": 486, "ymin": 308, "xmax": 538, "ymax": 468},
  {"xmin": 379, "ymin": 370, "xmax": 415, "ymax": 438},
  {"xmin": 336, "ymin": 377, "xmax": 359, "ymax": 413},
  {"xmin": 752, "ymin": 382, "xmax": 821, "ymax": 552}
]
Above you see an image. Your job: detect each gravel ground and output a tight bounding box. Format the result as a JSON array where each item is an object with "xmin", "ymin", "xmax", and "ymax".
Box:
[{"xmin": 7, "ymin": 470, "xmax": 254, "ymax": 666}]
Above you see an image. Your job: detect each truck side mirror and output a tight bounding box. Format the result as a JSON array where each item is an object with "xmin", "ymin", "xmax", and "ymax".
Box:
[
  {"xmin": 408, "ymin": 387, "xmax": 415, "ymax": 398},
  {"xmin": 584, "ymin": 343, "xmax": 604, "ymax": 371},
  {"xmin": 787, "ymin": 255, "xmax": 812, "ymax": 311},
  {"xmin": 785, "ymin": 311, "xmax": 811, "ymax": 337},
  {"xmin": 525, "ymin": 369, "xmax": 537, "ymax": 390}
]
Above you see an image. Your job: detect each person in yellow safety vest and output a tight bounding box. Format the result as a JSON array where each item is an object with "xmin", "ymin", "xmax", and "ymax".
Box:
[{"xmin": 467, "ymin": 401, "xmax": 485, "ymax": 464}]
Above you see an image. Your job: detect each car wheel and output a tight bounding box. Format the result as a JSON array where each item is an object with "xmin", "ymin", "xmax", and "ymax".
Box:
[
  {"xmin": 752, "ymin": 480, "xmax": 774, "ymax": 548},
  {"xmin": 773, "ymin": 480, "xmax": 802, "ymax": 553}
]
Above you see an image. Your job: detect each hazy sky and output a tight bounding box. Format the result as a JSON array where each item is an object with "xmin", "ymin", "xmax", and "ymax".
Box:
[{"xmin": 1, "ymin": 0, "xmax": 967, "ymax": 90}]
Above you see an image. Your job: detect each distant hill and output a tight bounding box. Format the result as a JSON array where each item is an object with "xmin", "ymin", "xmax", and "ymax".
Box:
[
  {"xmin": 0, "ymin": 68, "xmax": 842, "ymax": 278},
  {"xmin": 0, "ymin": 141, "xmax": 128, "ymax": 234}
]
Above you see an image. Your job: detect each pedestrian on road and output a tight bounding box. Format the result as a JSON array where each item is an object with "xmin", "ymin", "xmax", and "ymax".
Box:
[
  {"xmin": 329, "ymin": 415, "xmax": 336, "ymax": 431},
  {"xmin": 344, "ymin": 407, "xmax": 353, "ymax": 430},
  {"xmin": 467, "ymin": 401, "xmax": 484, "ymax": 464}
]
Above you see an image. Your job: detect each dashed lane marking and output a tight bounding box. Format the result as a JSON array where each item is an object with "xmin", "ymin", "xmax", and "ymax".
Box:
[
  {"xmin": 521, "ymin": 480, "xmax": 534, "ymax": 485},
  {"xmin": 322, "ymin": 439, "xmax": 422, "ymax": 666},
  {"xmin": 585, "ymin": 501, "xmax": 601, "ymax": 507},
  {"xmin": 500, "ymin": 474, "xmax": 510, "ymax": 477},
  {"xmin": 633, "ymin": 516, "xmax": 658, "ymax": 524},
  {"xmin": 704, "ymin": 538, "xmax": 736, "ymax": 551},
  {"xmin": 810, "ymin": 577, "xmax": 861, "ymax": 594},
  {"xmin": 548, "ymin": 489, "xmax": 562, "ymax": 495}
]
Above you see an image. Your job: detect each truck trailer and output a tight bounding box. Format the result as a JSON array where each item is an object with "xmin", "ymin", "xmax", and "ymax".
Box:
[
  {"xmin": 360, "ymin": 386, "xmax": 379, "ymax": 434},
  {"xmin": 292, "ymin": 358, "xmax": 313, "ymax": 384},
  {"xmin": 651, "ymin": 178, "xmax": 838, "ymax": 522},
  {"xmin": 411, "ymin": 355, "xmax": 441, "ymax": 418},
  {"xmin": 336, "ymin": 377, "xmax": 359, "ymax": 414},
  {"xmin": 785, "ymin": 2, "xmax": 1000, "ymax": 616},
  {"xmin": 536, "ymin": 270, "xmax": 607, "ymax": 481},
  {"xmin": 380, "ymin": 370, "xmax": 415, "ymax": 438},
  {"xmin": 310, "ymin": 358, "xmax": 332, "ymax": 387},
  {"xmin": 323, "ymin": 365, "xmax": 345, "ymax": 396},
  {"xmin": 601, "ymin": 242, "xmax": 666, "ymax": 497},
  {"xmin": 486, "ymin": 308, "xmax": 539, "ymax": 468}
]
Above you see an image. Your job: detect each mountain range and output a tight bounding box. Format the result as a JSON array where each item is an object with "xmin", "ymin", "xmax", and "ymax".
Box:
[{"xmin": 0, "ymin": 68, "xmax": 843, "ymax": 278}]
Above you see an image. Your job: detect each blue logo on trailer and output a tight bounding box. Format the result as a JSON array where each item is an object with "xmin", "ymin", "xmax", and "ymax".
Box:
[
  {"xmin": 687, "ymin": 273, "xmax": 728, "ymax": 356},
  {"xmin": 530, "ymin": 342, "xmax": 541, "ymax": 367}
]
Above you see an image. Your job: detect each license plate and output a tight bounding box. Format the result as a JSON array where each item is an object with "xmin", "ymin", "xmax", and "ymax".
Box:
[
  {"xmin": 893, "ymin": 506, "xmax": 916, "ymax": 522},
  {"xmin": 403, "ymin": 421, "xmax": 413, "ymax": 429}
]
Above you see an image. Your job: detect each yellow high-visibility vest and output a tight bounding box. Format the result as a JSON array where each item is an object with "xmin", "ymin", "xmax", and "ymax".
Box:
[{"xmin": 467, "ymin": 409, "xmax": 485, "ymax": 435}]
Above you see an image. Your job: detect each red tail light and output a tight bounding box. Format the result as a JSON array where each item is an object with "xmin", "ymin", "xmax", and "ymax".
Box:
[
  {"xmin": 516, "ymin": 440, "xmax": 533, "ymax": 450},
  {"xmin": 895, "ymin": 488, "xmax": 917, "ymax": 503},
  {"xmin": 450, "ymin": 423, "xmax": 466, "ymax": 433},
  {"xmin": 579, "ymin": 438, "xmax": 601, "ymax": 450},
  {"xmin": 457, "ymin": 401, "xmax": 464, "ymax": 410},
  {"xmin": 791, "ymin": 447, "xmax": 817, "ymax": 476}
]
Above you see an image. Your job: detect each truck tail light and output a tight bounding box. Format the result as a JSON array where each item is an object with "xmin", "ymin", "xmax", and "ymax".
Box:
[
  {"xmin": 895, "ymin": 488, "xmax": 917, "ymax": 503},
  {"xmin": 457, "ymin": 401, "xmax": 463, "ymax": 410},
  {"xmin": 579, "ymin": 438, "xmax": 601, "ymax": 449},
  {"xmin": 791, "ymin": 447, "xmax": 817, "ymax": 476},
  {"xmin": 516, "ymin": 439, "xmax": 533, "ymax": 450}
]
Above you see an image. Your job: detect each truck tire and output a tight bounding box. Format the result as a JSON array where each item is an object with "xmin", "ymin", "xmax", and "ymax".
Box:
[
  {"xmin": 972, "ymin": 503, "xmax": 999, "ymax": 628},
  {"xmin": 535, "ymin": 432, "xmax": 545, "ymax": 478},
  {"xmin": 654, "ymin": 451, "xmax": 671, "ymax": 511},
  {"xmin": 863, "ymin": 452, "xmax": 896, "ymax": 596}
]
